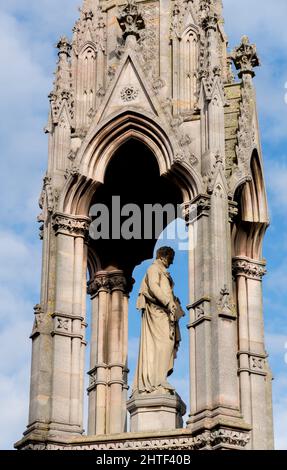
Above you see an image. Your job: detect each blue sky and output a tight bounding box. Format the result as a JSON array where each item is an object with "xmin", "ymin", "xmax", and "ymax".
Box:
[{"xmin": 0, "ymin": 0, "xmax": 286, "ymax": 450}]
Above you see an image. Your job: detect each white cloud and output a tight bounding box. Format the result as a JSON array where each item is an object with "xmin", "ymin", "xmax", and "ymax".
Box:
[{"xmin": 224, "ymin": 0, "xmax": 287, "ymax": 52}]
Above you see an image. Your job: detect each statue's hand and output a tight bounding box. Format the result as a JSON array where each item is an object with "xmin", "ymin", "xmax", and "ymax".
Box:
[
  {"xmin": 168, "ymin": 302, "xmax": 177, "ymax": 323},
  {"xmin": 169, "ymin": 311, "xmax": 176, "ymax": 323}
]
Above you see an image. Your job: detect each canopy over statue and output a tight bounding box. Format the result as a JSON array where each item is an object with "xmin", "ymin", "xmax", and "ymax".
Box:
[{"xmin": 132, "ymin": 247, "xmax": 185, "ymax": 396}]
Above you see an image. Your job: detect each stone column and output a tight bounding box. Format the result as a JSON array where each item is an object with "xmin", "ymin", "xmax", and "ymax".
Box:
[
  {"xmin": 26, "ymin": 214, "xmax": 55, "ymax": 437},
  {"xmin": 87, "ymin": 270, "xmax": 132, "ymax": 435},
  {"xmin": 49, "ymin": 212, "xmax": 90, "ymax": 435},
  {"xmin": 185, "ymin": 190, "xmax": 251, "ymax": 449},
  {"xmin": 233, "ymin": 257, "xmax": 274, "ymax": 450},
  {"xmin": 27, "ymin": 304, "xmax": 53, "ymax": 436},
  {"xmin": 184, "ymin": 195, "xmax": 213, "ymax": 416}
]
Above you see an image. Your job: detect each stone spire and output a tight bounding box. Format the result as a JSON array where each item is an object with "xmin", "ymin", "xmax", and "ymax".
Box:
[
  {"xmin": 48, "ymin": 36, "xmax": 73, "ymax": 124},
  {"xmin": 54, "ymin": 36, "xmax": 72, "ymax": 93}
]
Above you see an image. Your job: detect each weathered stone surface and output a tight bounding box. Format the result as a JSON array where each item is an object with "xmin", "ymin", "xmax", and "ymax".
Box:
[{"xmin": 18, "ymin": 0, "xmax": 273, "ymax": 452}]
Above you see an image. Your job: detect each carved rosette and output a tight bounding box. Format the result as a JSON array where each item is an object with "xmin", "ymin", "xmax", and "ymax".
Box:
[
  {"xmin": 182, "ymin": 195, "xmax": 211, "ymax": 224},
  {"xmin": 51, "ymin": 312, "xmax": 85, "ymax": 341},
  {"xmin": 88, "ymin": 271, "xmax": 135, "ymax": 297},
  {"xmin": 52, "ymin": 212, "xmax": 91, "ymax": 238},
  {"xmin": 233, "ymin": 257, "xmax": 267, "ymax": 281},
  {"xmin": 238, "ymin": 351, "xmax": 268, "ymax": 376},
  {"xmin": 187, "ymin": 297, "xmax": 211, "ymax": 328}
]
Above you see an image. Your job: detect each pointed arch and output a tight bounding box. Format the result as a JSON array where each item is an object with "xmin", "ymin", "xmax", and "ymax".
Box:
[
  {"xmin": 57, "ymin": 110, "xmax": 202, "ymax": 216},
  {"xmin": 232, "ymin": 150, "xmax": 269, "ymax": 259}
]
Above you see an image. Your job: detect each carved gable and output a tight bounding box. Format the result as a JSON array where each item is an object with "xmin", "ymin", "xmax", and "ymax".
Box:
[{"xmin": 98, "ymin": 54, "xmax": 158, "ymax": 122}]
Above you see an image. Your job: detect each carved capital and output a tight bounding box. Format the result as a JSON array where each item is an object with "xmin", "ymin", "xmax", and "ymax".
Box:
[
  {"xmin": 87, "ymin": 271, "xmax": 135, "ymax": 297},
  {"xmin": 117, "ymin": 0, "xmax": 145, "ymax": 42},
  {"xmin": 230, "ymin": 36, "xmax": 260, "ymax": 78},
  {"xmin": 182, "ymin": 195, "xmax": 211, "ymax": 224},
  {"xmin": 228, "ymin": 201, "xmax": 239, "ymax": 222},
  {"xmin": 64, "ymin": 164, "xmax": 80, "ymax": 180},
  {"xmin": 233, "ymin": 257, "xmax": 267, "ymax": 281},
  {"xmin": 52, "ymin": 212, "xmax": 91, "ymax": 238}
]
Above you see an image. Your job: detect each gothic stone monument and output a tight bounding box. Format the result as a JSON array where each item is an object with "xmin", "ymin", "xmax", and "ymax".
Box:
[{"xmin": 15, "ymin": 0, "xmax": 274, "ymax": 450}]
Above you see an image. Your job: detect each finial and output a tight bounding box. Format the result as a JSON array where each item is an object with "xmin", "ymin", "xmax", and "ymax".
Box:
[
  {"xmin": 117, "ymin": 0, "xmax": 145, "ymax": 42},
  {"xmin": 230, "ymin": 36, "xmax": 260, "ymax": 78},
  {"xmin": 56, "ymin": 36, "xmax": 71, "ymax": 58}
]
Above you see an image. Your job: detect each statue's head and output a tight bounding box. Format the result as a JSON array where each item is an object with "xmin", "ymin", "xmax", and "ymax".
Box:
[{"xmin": 156, "ymin": 246, "xmax": 175, "ymax": 268}]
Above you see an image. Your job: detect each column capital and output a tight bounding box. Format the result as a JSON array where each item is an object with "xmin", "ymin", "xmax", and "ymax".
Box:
[
  {"xmin": 228, "ymin": 201, "xmax": 239, "ymax": 223},
  {"xmin": 52, "ymin": 212, "xmax": 91, "ymax": 238},
  {"xmin": 87, "ymin": 270, "xmax": 135, "ymax": 297},
  {"xmin": 233, "ymin": 256, "xmax": 267, "ymax": 281},
  {"xmin": 182, "ymin": 194, "xmax": 211, "ymax": 224}
]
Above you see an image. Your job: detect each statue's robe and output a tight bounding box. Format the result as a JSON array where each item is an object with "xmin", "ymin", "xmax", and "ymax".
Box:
[{"xmin": 132, "ymin": 259, "xmax": 184, "ymax": 394}]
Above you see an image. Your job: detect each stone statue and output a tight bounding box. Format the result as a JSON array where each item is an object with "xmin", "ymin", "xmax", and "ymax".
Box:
[{"xmin": 132, "ymin": 246, "xmax": 185, "ymax": 396}]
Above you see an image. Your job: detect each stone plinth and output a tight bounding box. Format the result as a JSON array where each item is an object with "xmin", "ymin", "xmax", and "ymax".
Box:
[{"xmin": 127, "ymin": 393, "xmax": 186, "ymax": 433}]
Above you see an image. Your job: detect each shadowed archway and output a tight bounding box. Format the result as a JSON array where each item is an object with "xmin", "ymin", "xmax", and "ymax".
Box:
[{"xmin": 88, "ymin": 137, "xmax": 184, "ymax": 279}]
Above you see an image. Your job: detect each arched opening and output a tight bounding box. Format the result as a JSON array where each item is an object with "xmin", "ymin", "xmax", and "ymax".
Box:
[
  {"xmin": 85, "ymin": 137, "xmax": 188, "ymax": 435},
  {"xmin": 232, "ymin": 150, "xmax": 269, "ymax": 260},
  {"xmin": 88, "ymin": 137, "xmax": 183, "ymax": 278}
]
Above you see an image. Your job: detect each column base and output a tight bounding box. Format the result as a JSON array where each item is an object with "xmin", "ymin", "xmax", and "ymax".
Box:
[
  {"xmin": 15, "ymin": 420, "xmax": 84, "ymax": 449},
  {"xmin": 127, "ymin": 393, "xmax": 186, "ymax": 433},
  {"xmin": 186, "ymin": 407, "xmax": 251, "ymax": 449}
]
